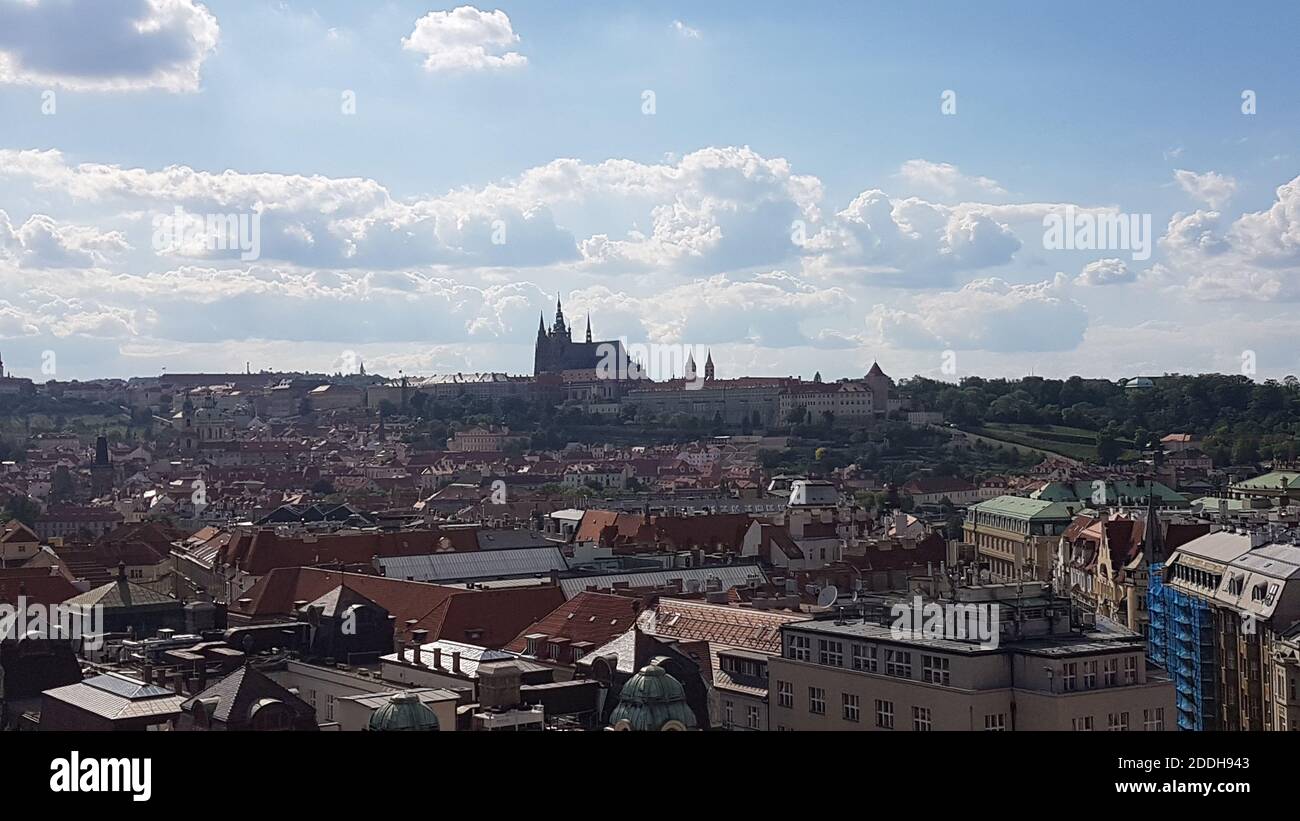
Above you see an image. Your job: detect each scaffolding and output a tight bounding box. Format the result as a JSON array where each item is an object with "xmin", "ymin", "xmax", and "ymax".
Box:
[{"xmin": 1147, "ymin": 565, "xmax": 1216, "ymax": 731}]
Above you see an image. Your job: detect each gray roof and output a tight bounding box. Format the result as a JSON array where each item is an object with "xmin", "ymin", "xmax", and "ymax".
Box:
[
  {"xmin": 64, "ymin": 577, "xmax": 178, "ymax": 610},
  {"xmin": 558, "ymin": 564, "xmax": 767, "ymax": 599},
  {"xmin": 380, "ymin": 639, "xmax": 550, "ymax": 678},
  {"xmin": 44, "ymin": 674, "xmax": 185, "ymax": 721},
  {"xmin": 376, "ymin": 546, "xmax": 568, "ymax": 583},
  {"xmin": 343, "ymin": 687, "xmax": 461, "ymax": 709},
  {"xmin": 1167, "ymin": 531, "xmax": 1254, "ymax": 565}
]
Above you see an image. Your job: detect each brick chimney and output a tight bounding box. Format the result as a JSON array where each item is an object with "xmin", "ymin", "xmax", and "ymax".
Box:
[{"xmin": 410, "ymin": 629, "xmax": 429, "ymax": 665}]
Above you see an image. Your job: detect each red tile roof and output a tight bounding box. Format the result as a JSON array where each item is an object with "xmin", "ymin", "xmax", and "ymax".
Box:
[
  {"xmin": 0, "ymin": 567, "xmax": 81, "ymax": 606},
  {"xmin": 650, "ymin": 598, "xmax": 802, "ymax": 654},
  {"xmin": 504, "ymin": 591, "xmax": 642, "ymax": 654},
  {"xmin": 231, "ymin": 567, "xmax": 563, "ymax": 648},
  {"xmin": 218, "ymin": 527, "xmax": 480, "ymax": 575}
]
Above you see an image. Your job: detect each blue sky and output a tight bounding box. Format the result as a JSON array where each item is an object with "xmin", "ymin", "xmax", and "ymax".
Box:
[{"xmin": 1, "ymin": 0, "xmax": 1299, "ymax": 382}]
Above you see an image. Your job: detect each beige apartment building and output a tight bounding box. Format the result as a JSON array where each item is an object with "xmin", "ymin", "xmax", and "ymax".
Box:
[
  {"xmin": 768, "ymin": 584, "xmax": 1173, "ymax": 731},
  {"xmin": 964, "ymin": 496, "xmax": 1077, "ymax": 582}
]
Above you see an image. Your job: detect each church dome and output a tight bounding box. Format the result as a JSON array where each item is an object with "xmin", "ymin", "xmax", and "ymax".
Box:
[
  {"xmin": 609, "ymin": 663, "xmax": 697, "ymax": 731},
  {"xmin": 367, "ymin": 691, "xmax": 440, "ymax": 732}
]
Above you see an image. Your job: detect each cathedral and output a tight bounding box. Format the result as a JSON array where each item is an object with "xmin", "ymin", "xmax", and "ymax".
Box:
[{"xmin": 533, "ymin": 296, "xmax": 634, "ymax": 378}]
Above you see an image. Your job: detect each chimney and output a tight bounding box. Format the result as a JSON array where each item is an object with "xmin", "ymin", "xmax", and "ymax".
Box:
[
  {"xmin": 452, "ymin": 651, "xmax": 462, "ymax": 674},
  {"xmin": 141, "ymin": 664, "xmax": 152, "ymax": 685},
  {"xmin": 172, "ymin": 671, "xmax": 185, "ymax": 695},
  {"xmin": 410, "ymin": 629, "xmax": 428, "ymax": 665},
  {"xmin": 433, "ymin": 647, "xmax": 443, "ymax": 669}
]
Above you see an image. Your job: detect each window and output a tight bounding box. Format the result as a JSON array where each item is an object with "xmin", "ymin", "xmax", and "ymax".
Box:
[
  {"xmin": 776, "ymin": 680, "xmax": 793, "ymax": 709},
  {"xmin": 1143, "ymin": 708, "xmax": 1165, "ymax": 731},
  {"xmin": 724, "ymin": 700, "xmax": 734, "ymax": 727},
  {"xmin": 819, "ymin": 639, "xmax": 844, "ymax": 667},
  {"xmin": 912, "ymin": 706, "xmax": 932, "ymax": 731},
  {"xmin": 326, "ymin": 694, "xmax": 335, "ymax": 721},
  {"xmin": 1103, "ymin": 657, "xmax": 1117, "ymax": 687},
  {"xmin": 1123, "ymin": 656, "xmax": 1137, "ymax": 684},
  {"xmin": 789, "ymin": 635, "xmax": 811, "ymax": 662},
  {"xmin": 875, "ymin": 699, "xmax": 894, "ymax": 729},
  {"xmin": 839, "ymin": 692, "xmax": 862, "ymax": 723},
  {"xmin": 747, "ymin": 706, "xmax": 760, "ymax": 730},
  {"xmin": 851, "ymin": 643, "xmax": 877, "ymax": 672},
  {"xmin": 808, "ymin": 687, "xmax": 826, "ymax": 715},
  {"xmin": 922, "ymin": 655, "xmax": 950, "ymax": 686},
  {"xmin": 1062, "ymin": 663, "xmax": 1078, "ymax": 692},
  {"xmin": 1107, "ymin": 711, "xmax": 1129, "ymax": 731},
  {"xmin": 1083, "ymin": 661, "xmax": 1097, "ymax": 689},
  {"xmin": 984, "ymin": 713, "xmax": 1006, "ymax": 731},
  {"xmin": 1072, "ymin": 715, "xmax": 1093, "ymax": 731},
  {"xmin": 885, "ymin": 649, "xmax": 912, "ymax": 678}
]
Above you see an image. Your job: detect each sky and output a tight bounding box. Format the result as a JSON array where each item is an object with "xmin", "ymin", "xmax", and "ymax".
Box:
[{"xmin": 1, "ymin": 0, "xmax": 1300, "ymax": 383}]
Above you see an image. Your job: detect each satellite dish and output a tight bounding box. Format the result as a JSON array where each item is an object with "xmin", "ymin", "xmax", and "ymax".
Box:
[{"xmin": 816, "ymin": 585, "xmax": 839, "ymax": 608}]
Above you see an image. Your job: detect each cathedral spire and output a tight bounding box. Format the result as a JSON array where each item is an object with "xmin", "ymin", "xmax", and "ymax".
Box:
[
  {"xmin": 552, "ymin": 294, "xmax": 568, "ymax": 336},
  {"xmin": 704, "ymin": 350, "xmax": 714, "ymax": 381},
  {"xmin": 586, "ymin": 313, "xmax": 592, "ymax": 343}
]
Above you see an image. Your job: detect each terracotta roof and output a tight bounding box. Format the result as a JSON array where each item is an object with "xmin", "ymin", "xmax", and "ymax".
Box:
[
  {"xmin": 233, "ymin": 567, "xmax": 563, "ymax": 648},
  {"xmin": 574, "ymin": 510, "xmax": 752, "ymax": 553},
  {"xmin": 0, "ymin": 567, "xmax": 80, "ymax": 606},
  {"xmin": 648, "ymin": 598, "xmax": 802, "ymax": 654},
  {"xmin": 504, "ymin": 591, "xmax": 641, "ymax": 654},
  {"xmin": 413, "ymin": 585, "xmax": 565, "ymax": 648},
  {"xmin": 218, "ymin": 527, "xmax": 480, "ymax": 575}
]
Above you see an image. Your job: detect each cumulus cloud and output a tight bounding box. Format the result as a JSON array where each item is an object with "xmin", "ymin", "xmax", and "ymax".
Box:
[
  {"xmin": 0, "ymin": 210, "xmax": 129, "ymax": 268},
  {"xmin": 1174, "ymin": 169, "xmax": 1237, "ymax": 210},
  {"xmin": 1160, "ymin": 175, "xmax": 1300, "ymax": 300},
  {"xmin": 0, "ymin": 0, "xmax": 219, "ymax": 92},
  {"xmin": 894, "ymin": 160, "xmax": 1007, "ymax": 201},
  {"xmin": 808, "ymin": 191, "xmax": 1021, "ymax": 286},
  {"xmin": 402, "ymin": 6, "xmax": 527, "ymax": 73},
  {"xmin": 1075, "ymin": 257, "xmax": 1134, "ymax": 286},
  {"xmin": 868, "ymin": 274, "xmax": 1087, "ymax": 352}
]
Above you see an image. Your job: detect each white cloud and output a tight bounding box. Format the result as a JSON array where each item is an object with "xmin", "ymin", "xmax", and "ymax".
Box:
[
  {"xmin": 402, "ymin": 6, "xmax": 527, "ymax": 73},
  {"xmin": 1160, "ymin": 175, "xmax": 1300, "ymax": 300},
  {"xmin": 672, "ymin": 20, "xmax": 701, "ymax": 39},
  {"xmin": 0, "ymin": 0, "xmax": 219, "ymax": 92},
  {"xmin": 868, "ymin": 274, "xmax": 1087, "ymax": 352},
  {"xmin": 1174, "ymin": 169, "xmax": 1238, "ymax": 210},
  {"xmin": 0, "ymin": 210, "xmax": 129, "ymax": 269},
  {"xmin": 894, "ymin": 160, "xmax": 1006, "ymax": 201},
  {"xmin": 1075, "ymin": 257, "xmax": 1134, "ymax": 286},
  {"xmin": 808, "ymin": 191, "xmax": 1021, "ymax": 286}
]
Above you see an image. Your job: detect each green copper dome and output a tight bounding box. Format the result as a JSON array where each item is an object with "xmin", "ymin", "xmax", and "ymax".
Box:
[
  {"xmin": 609, "ymin": 664, "xmax": 697, "ymax": 731},
  {"xmin": 367, "ymin": 691, "xmax": 440, "ymax": 732}
]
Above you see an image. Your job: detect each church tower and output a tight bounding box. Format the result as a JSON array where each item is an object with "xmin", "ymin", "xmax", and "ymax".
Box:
[
  {"xmin": 704, "ymin": 350, "xmax": 715, "ymax": 382},
  {"xmin": 90, "ymin": 432, "xmax": 114, "ymax": 498}
]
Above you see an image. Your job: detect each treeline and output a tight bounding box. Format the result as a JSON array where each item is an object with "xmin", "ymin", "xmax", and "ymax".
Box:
[{"xmin": 903, "ymin": 373, "xmax": 1300, "ymax": 463}]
